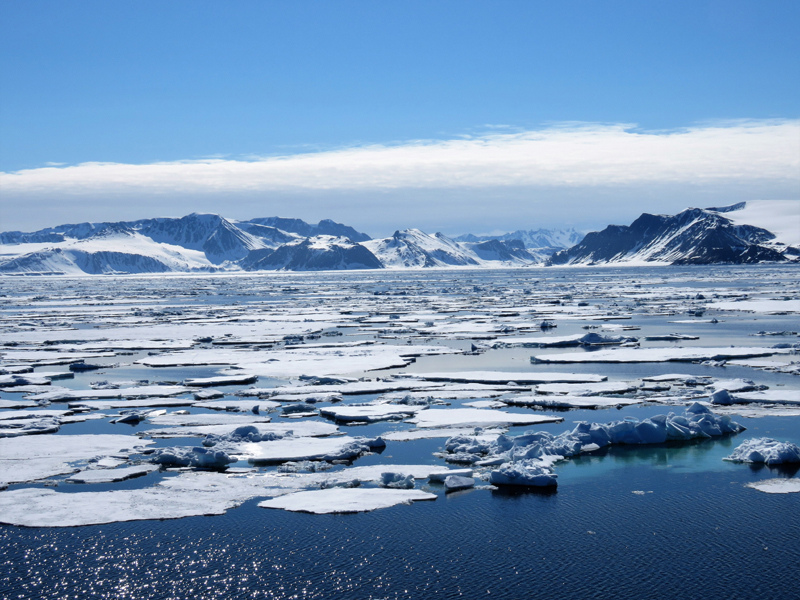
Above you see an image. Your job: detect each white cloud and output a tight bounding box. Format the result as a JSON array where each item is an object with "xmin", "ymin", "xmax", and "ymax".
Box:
[{"xmin": 2, "ymin": 120, "xmax": 798, "ymax": 197}]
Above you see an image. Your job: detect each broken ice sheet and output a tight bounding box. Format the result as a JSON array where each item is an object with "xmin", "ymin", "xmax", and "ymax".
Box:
[
  {"xmin": 318, "ymin": 403, "xmax": 427, "ymax": 423},
  {"xmin": 0, "ymin": 434, "xmax": 154, "ymax": 486},
  {"xmin": 504, "ymin": 396, "xmax": 642, "ymax": 409},
  {"xmin": 66, "ymin": 464, "xmax": 160, "ymax": 484},
  {"xmin": 26, "ymin": 385, "xmax": 192, "ymax": 402},
  {"xmin": 407, "ymin": 408, "xmax": 563, "ymax": 429},
  {"xmin": 402, "ymin": 371, "xmax": 607, "ymax": 384},
  {"xmin": 259, "ymin": 487, "xmax": 437, "ymax": 514},
  {"xmin": 138, "ymin": 421, "xmax": 338, "ymax": 439},
  {"xmin": 745, "ymin": 479, "xmax": 800, "ymax": 494},
  {"xmin": 532, "ymin": 347, "xmax": 785, "ymax": 364},
  {"xmin": 533, "ymin": 381, "xmax": 638, "ymax": 395}
]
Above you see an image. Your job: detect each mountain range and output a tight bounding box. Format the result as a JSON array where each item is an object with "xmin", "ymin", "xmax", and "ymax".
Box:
[{"xmin": 0, "ymin": 201, "xmax": 796, "ymax": 274}]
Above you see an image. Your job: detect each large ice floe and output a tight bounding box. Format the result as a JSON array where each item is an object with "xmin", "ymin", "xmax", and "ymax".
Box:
[
  {"xmin": 0, "ymin": 434, "xmax": 154, "ymax": 487},
  {"xmin": 723, "ymin": 438, "xmax": 800, "ymax": 465},
  {"xmin": 259, "ymin": 488, "xmax": 437, "ymax": 514},
  {"xmin": 531, "ymin": 347, "xmax": 786, "ymax": 364},
  {"xmin": 442, "ymin": 404, "xmax": 745, "ymax": 488}
]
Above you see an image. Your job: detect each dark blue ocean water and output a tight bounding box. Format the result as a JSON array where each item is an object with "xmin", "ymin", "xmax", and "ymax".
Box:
[{"xmin": 2, "ymin": 460, "xmax": 798, "ymax": 600}]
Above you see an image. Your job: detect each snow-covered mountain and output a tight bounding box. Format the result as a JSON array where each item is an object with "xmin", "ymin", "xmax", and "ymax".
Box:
[
  {"xmin": 239, "ymin": 217, "xmax": 371, "ymax": 242},
  {"xmin": 362, "ymin": 229, "xmax": 481, "ymax": 268},
  {"xmin": 456, "ymin": 228, "xmax": 584, "ymax": 251},
  {"xmin": 241, "ymin": 236, "xmax": 383, "ymax": 271},
  {"xmin": 1, "ymin": 203, "xmax": 794, "ymax": 275},
  {"xmin": 0, "ymin": 227, "xmax": 217, "ymax": 275},
  {"xmin": 461, "ymin": 239, "xmax": 546, "ymax": 264},
  {"xmin": 547, "ymin": 202, "xmax": 799, "ymax": 266}
]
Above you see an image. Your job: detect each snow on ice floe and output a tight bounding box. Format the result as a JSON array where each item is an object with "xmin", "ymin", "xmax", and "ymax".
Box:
[
  {"xmin": 0, "ymin": 399, "xmax": 38, "ymax": 409},
  {"xmin": 505, "ymin": 396, "xmax": 642, "ymax": 409},
  {"xmin": 184, "ymin": 374, "xmax": 259, "ymax": 387},
  {"xmin": 26, "ymin": 385, "xmax": 191, "ymax": 402},
  {"xmin": 259, "ymin": 488, "xmax": 437, "ymax": 514},
  {"xmin": 532, "ymin": 347, "xmax": 785, "ymax": 364},
  {"xmin": 0, "ymin": 409, "xmax": 72, "ymax": 421},
  {"xmin": 382, "ymin": 428, "xmax": 504, "ymax": 442},
  {"xmin": 534, "ymin": 381, "xmax": 637, "ymax": 396},
  {"xmin": 0, "ymin": 434, "xmax": 154, "ymax": 487},
  {"xmin": 0, "ymin": 417, "xmax": 61, "ymax": 437},
  {"xmin": 319, "ymin": 403, "xmax": 428, "ymax": 423},
  {"xmin": 146, "ymin": 412, "xmax": 273, "ymax": 427},
  {"xmin": 408, "ymin": 408, "xmax": 563, "ymax": 429},
  {"xmin": 139, "ymin": 421, "xmax": 338, "ymax": 439},
  {"xmin": 67, "ymin": 397, "xmax": 197, "ymax": 410},
  {"xmin": 724, "ymin": 438, "xmax": 800, "ymax": 465},
  {"xmin": 238, "ymin": 435, "xmax": 386, "ymax": 464},
  {"xmin": 0, "ymin": 483, "xmax": 271, "ymax": 527},
  {"xmin": 732, "ymin": 390, "xmax": 800, "ymax": 405},
  {"xmin": 706, "ymin": 299, "xmax": 800, "ymax": 314},
  {"xmin": 745, "ymin": 479, "xmax": 800, "ymax": 494},
  {"xmin": 137, "ymin": 344, "xmax": 457, "ymax": 378},
  {"xmin": 493, "ymin": 333, "xmax": 637, "ymax": 348},
  {"xmin": 403, "ymin": 371, "xmax": 606, "ymax": 384},
  {"xmin": 193, "ymin": 399, "xmax": 281, "ymax": 412},
  {"xmin": 66, "ymin": 464, "xmax": 159, "ymax": 483},
  {"xmin": 0, "ymin": 463, "xmax": 473, "ymax": 525}
]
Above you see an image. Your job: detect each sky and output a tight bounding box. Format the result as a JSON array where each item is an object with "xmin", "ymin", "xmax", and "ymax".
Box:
[{"xmin": 1, "ymin": 0, "xmax": 798, "ymax": 237}]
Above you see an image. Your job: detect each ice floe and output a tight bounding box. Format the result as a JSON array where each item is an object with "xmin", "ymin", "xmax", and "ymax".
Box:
[
  {"xmin": 319, "ymin": 403, "xmax": 427, "ymax": 423},
  {"xmin": 724, "ymin": 438, "xmax": 800, "ymax": 465},
  {"xmin": 0, "ymin": 434, "xmax": 153, "ymax": 486},
  {"xmin": 745, "ymin": 479, "xmax": 800, "ymax": 494},
  {"xmin": 408, "ymin": 408, "xmax": 563, "ymax": 429},
  {"xmin": 403, "ymin": 371, "xmax": 607, "ymax": 384},
  {"xmin": 532, "ymin": 347, "xmax": 784, "ymax": 364},
  {"xmin": 258, "ymin": 488, "xmax": 437, "ymax": 514},
  {"xmin": 67, "ymin": 464, "xmax": 159, "ymax": 483}
]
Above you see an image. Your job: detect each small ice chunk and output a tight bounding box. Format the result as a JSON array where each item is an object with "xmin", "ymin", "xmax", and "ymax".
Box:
[
  {"xmin": 746, "ymin": 479, "xmax": 800, "ymax": 494},
  {"xmin": 148, "ymin": 446, "xmax": 237, "ymax": 468},
  {"xmin": 489, "ymin": 461, "xmax": 557, "ymax": 487},
  {"xmin": 444, "ymin": 475, "xmax": 474, "ymax": 492},
  {"xmin": 724, "ymin": 438, "xmax": 800, "ymax": 465},
  {"xmin": 428, "ymin": 468, "xmax": 473, "ymax": 482},
  {"xmin": 380, "ymin": 472, "xmax": 415, "ymax": 489},
  {"xmin": 710, "ymin": 389, "xmax": 734, "ymax": 405}
]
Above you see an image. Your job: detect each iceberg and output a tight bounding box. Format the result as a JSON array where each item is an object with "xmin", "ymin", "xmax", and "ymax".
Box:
[{"xmin": 724, "ymin": 438, "xmax": 800, "ymax": 465}]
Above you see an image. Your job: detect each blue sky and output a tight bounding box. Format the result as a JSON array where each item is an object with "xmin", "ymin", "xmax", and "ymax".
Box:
[{"xmin": 1, "ymin": 1, "xmax": 798, "ymax": 236}]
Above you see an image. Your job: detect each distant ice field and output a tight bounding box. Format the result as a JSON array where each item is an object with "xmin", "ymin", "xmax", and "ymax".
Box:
[{"xmin": 0, "ymin": 264, "xmax": 798, "ymax": 599}]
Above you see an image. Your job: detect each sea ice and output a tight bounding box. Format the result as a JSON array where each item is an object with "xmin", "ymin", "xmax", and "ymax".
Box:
[
  {"xmin": 139, "ymin": 421, "xmax": 338, "ymax": 439},
  {"xmin": 489, "ymin": 461, "xmax": 558, "ymax": 487},
  {"xmin": 407, "ymin": 408, "xmax": 563, "ymax": 429},
  {"xmin": 67, "ymin": 464, "xmax": 159, "ymax": 483},
  {"xmin": 0, "ymin": 434, "xmax": 154, "ymax": 486},
  {"xmin": 405, "ymin": 372, "xmax": 606, "ymax": 384},
  {"xmin": 745, "ymin": 479, "xmax": 800, "ymax": 494},
  {"xmin": 724, "ymin": 438, "xmax": 800, "ymax": 465},
  {"xmin": 534, "ymin": 381, "xmax": 637, "ymax": 396},
  {"xmin": 146, "ymin": 413, "xmax": 272, "ymax": 427},
  {"xmin": 531, "ymin": 347, "xmax": 784, "ymax": 364},
  {"xmin": 505, "ymin": 395, "xmax": 641, "ymax": 409},
  {"xmin": 193, "ymin": 399, "xmax": 281, "ymax": 412},
  {"xmin": 258, "ymin": 487, "xmax": 437, "ymax": 514},
  {"xmin": 319, "ymin": 403, "xmax": 427, "ymax": 422},
  {"xmin": 444, "ymin": 475, "xmax": 475, "ymax": 492}
]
